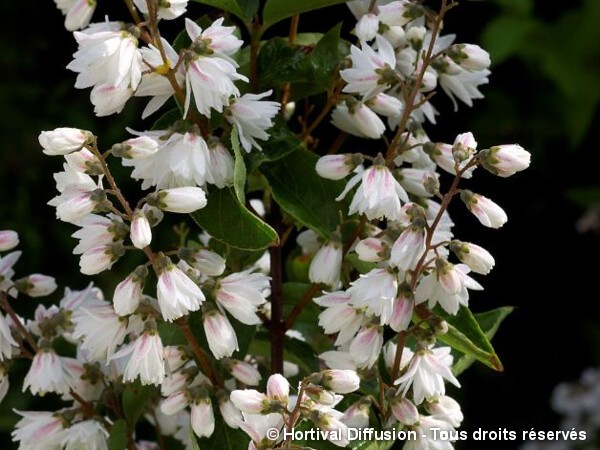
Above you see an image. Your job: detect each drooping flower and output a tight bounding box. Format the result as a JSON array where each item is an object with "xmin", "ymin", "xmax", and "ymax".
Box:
[
  {"xmin": 114, "ymin": 328, "xmax": 166, "ymax": 386},
  {"xmin": 155, "ymin": 187, "xmax": 208, "ymax": 213},
  {"xmin": 0, "ymin": 313, "xmax": 18, "ymax": 361},
  {"xmin": 316, "ymin": 154, "xmax": 363, "ymax": 181},
  {"xmin": 348, "ymin": 268, "xmax": 398, "ymax": 325},
  {"xmin": 156, "ymin": 256, "xmax": 205, "ymax": 322},
  {"xmin": 389, "ymin": 227, "xmax": 426, "ymax": 272},
  {"xmin": 203, "ymin": 308, "xmax": 238, "ymax": 359},
  {"xmin": 309, "ymin": 240, "xmax": 343, "ymax": 288},
  {"xmin": 54, "ymin": 0, "xmax": 96, "ymax": 31},
  {"xmin": 331, "ymin": 101, "xmax": 385, "ymax": 139},
  {"xmin": 214, "ymin": 270, "xmax": 269, "ymax": 325},
  {"xmin": 61, "ymin": 420, "xmax": 109, "ymax": 450},
  {"xmin": 191, "ymin": 396, "xmax": 215, "ymax": 438},
  {"xmin": 38, "ymin": 127, "xmax": 92, "ymax": 155},
  {"xmin": 479, "ymin": 144, "xmax": 531, "ymax": 178},
  {"xmin": 12, "ymin": 410, "xmax": 66, "ymax": 450},
  {"xmin": 314, "ymin": 291, "xmax": 363, "ymax": 346},
  {"xmin": 460, "ymin": 190, "xmax": 508, "ymax": 229},
  {"xmin": 134, "ymin": 0, "xmax": 188, "ymax": 20},
  {"xmin": 23, "ymin": 349, "xmax": 70, "ymax": 396},
  {"xmin": 349, "ymin": 325, "xmax": 383, "ymax": 369}
]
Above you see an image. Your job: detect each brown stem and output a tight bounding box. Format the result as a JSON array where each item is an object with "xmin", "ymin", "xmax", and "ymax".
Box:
[
  {"xmin": 71, "ymin": 390, "xmax": 112, "ymax": 428},
  {"xmin": 280, "ymin": 14, "xmax": 301, "ymax": 108},
  {"xmin": 284, "ymin": 283, "xmax": 322, "ymax": 331},
  {"xmin": 178, "ymin": 321, "xmax": 222, "ymax": 387},
  {"xmin": 0, "ymin": 292, "xmax": 38, "ymax": 352},
  {"xmin": 385, "ymin": 0, "xmax": 451, "ymax": 164},
  {"xmin": 284, "ymin": 383, "xmax": 306, "ymax": 444},
  {"xmin": 390, "ymin": 331, "xmax": 407, "ymax": 382}
]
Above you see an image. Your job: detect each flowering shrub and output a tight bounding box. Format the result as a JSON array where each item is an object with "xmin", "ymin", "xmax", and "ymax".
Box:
[{"xmin": 0, "ymin": 0, "xmax": 531, "ymax": 449}]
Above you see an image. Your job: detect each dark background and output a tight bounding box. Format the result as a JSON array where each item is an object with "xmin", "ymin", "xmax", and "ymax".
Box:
[{"xmin": 1, "ymin": 0, "xmax": 600, "ymax": 448}]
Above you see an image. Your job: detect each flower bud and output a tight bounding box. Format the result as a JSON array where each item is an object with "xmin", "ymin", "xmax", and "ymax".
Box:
[
  {"xmin": 80, "ymin": 242, "xmax": 125, "ymax": 275},
  {"xmin": 322, "ymin": 369, "xmax": 361, "ymax": 394},
  {"xmin": 227, "ymin": 359, "xmax": 262, "ymax": 386},
  {"xmin": 39, "ymin": 127, "xmax": 92, "ymax": 156},
  {"xmin": 115, "ymin": 136, "xmax": 159, "ymax": 159},
  {"xmin": 113, "ymin": 266, "xmax": 147, "ymax": 316},
  {"xmin": 447, "ymin": 44, "xmax": 491, "ymax": 71},
  {"xmin": 218, "ymin": 393, "xmax": 242, "ymax": 429},
  {"xmin": 130, "ymin": 210, "xmax": 152, "ymax": 249},
  {"xmin": 391, "ymin": 396, "xmax": 419, "ymax": 425},
  {"xmin": 426, "ymin": 395, "xmax": 464, "ymax": 427},
  {"xmin": 0, "ymin": 230, "xmax": 19, "ymax": 252},
  {"xmin": 203, "ymin": 308, "xmax": 238, "ymax": 359},
  {"xmin": 179, "ymin": 248, "xmax": 225, "ymax": 277},
  {"xmin": 153, "ymin": 187, "xmax": 207, "ymax": 213},
  {"xmin": 305, "ymin": 384, "xmax": 338, "ymax": 406},
  {"xmin": 390, "ymin": 287, "xmax": 414, "ymax": 332},
  {"xmin": 406, "ymin": 26, "xmax": 426, "ymax": 51},
  {"xmin": 460, "ymin": 190, "xmax": 508, "ymax": 229},
  {"xmin": 449, "ymin": 240, "xmax": 495, "ymax": 275},
  {"xmin": 435, "ymin": 258, "xmax": 461, "ymax": 295},
  {"xmin": 230, "ymin": 389, "xmax": 270, "ymax": 414},
  {"xmin": 191, "ymin": 396, "xmax": 215, "ymax": 438},
  {"xmin": 452, "ymin": 132, "xmax": 477, "ymax": 163},
  {"xmin": 267, "ymin": 373, "xmax": 289, "ymax": 403},
  {"xmin": 309, "ymin": 239, "xmax": 343, "ymax": 287},
  {"xmin": 316, "ymin": 154, "xmax": 363, "ymax": 180},
  {"xmin": 161, "ymin": 391, "xmax": 191, "ymax": 416},
  {"xmin": 355, "ymin": 237, "xmax": 387, "ymax": 262},
  {"xmin": 378, "ymin": 1, "xmax": 423, "ymax": 27},
  {"xmin": 479, "ymin": 144, "xmax": 531, "ymax": 177},
  {"xmin": 14, "ymin": 274, "xmax": 57, "ymax": 297},
  {"xmin": 356, "ymin": 13, "xmax": 379, "ymax": 42}
]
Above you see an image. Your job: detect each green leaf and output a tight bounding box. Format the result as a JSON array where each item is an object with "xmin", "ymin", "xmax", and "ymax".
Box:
[
  {"xmin": 452, "ymin": 307, "xmax": 514, "ymax": 376},
  {"xmin": 231, "ymin": 127, "xmax": 247, "ymax": 204},
  {"xmin": 193, "ymin": 411, "xmax": 249, "ymax": 450},
  {"xmin": 567, "ymin": 187, "xmax": 600, "ymax": 208},
  {"xmin": 191, "ymin": 0, "xmax": 258, "ymax": 21},
  {"xmin": 158, "ymin": 322, "xmax": 187, "ymax": 346},
  {"xmin": 310, "ymin": 23, "xmax": 350, "ymax": 90},
  {"xmin": 256, "ymin": 37, "xmax": 313, "ymax": 90},
  {"xmin": 191, "ymin": 186, "xmax": 278, "ymax": 250},
  {"xmin": 249, "ymin": 331, "xmax": 318, "ymax": 374},
  {"xmin": 244, "ymin": 116, "xmax": 304, "ymax": 173},
  {"xmin": 482, "ymin": 16, "xmax": 538, "ymax": 64},
  {"xmin": 436, "ymin": 306, "xmax": 505, "ymax": 373},
  {"xmin": 263, "ymin": 0, "xmax": 350, "ymax": 30},
  {"xmin": 345, "ymin": 253, "xmax": 376, "ymax": 274},
  {"xmin": 263, "ymin": 149, "xmax": 346, "ymax": 238},
  {"xmin": 107, "ymin": 420, "xmax": 128, "ymax": 450},
  {"xmin": 122, "ymin": 381, "xmax": 156, "ymax": 425}
]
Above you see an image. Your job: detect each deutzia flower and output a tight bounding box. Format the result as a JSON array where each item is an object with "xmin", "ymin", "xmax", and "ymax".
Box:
[
  {"xmin": 460, "ymin": 190, "xmax": 508, "ymax": 228},
  {"xmin": 449, "ymin": 240, "xmax": 495, "ymax": 275},
  {"xmin": 348, "ymin": 268, "xmax": 398, "ymax": 325},
  {"xmin": 130, "ymin": 209, "xmax": 152, "ymax": 249},
  {"xmin": 61, "ymin": 420, "xmax": 109, "ymax": 450},
  {"xmin": 183, "ymin": 19, "xmax": 247, "ymax": 117},
  {"xmin": 355, "ymin": 13, "xmax": 379, "ymax": 42},
  {"xmin": 191, "ymin": 396, "xmax": 215, "ymax": 438},
  {"xmin": 214, "ymin": 270, "xmax": 269, "ymax": 325},
  {"xmin": 313, "ymin": 291, "xmax": 363, "ymax": 346},
  {"xmin": 156, "ymin": 256, "xmax": 205, "ymax": 322},
  {"xmin": 316, "ymin": 154, "xmax": 363, "ymax": 181},
  {"xmin": 23, "ymin": 348, "xmax": 70, "ymax": 395},
  {"xmin": 0, "ymin": 312, "xmax": 19, "ymax": 360},
  {"xmin": 205, "ymin": 138, "xmax": 235, "ymax": 188},
  {"xmin": 225, "ymin": 91, "xmax": 280, "ymax": 152},
  {"xmin": 395, "ymin": 346, "xmax": 460, "ymax": 404},
  {"xmin": 336, "ymin": 162, "xmax": 409, "ymax": 221},
  {"xmin": 349, "ymin": 325, "xmax": 383, "ymax": 369},
  {"xmin": 235, "ymin": 412, "xmax": 284, "ymax": 450},
  {"xmin": 113, "ymin": 266, "xmax": 147, "ymax": 316},
  {"xmin": 425, "ymin": 395, "xmax": 464, "ymax": 427},
  {"xmin": 0, "ymin": 251, "xmax": 21, "ymax": 295},
  {"xmin": 309, "ymin": 239, "xmax": 343, "ymax": 288},
  {"xmin": 439, "ymin": 66, "xmax": 490, "ymax": 111},
  {"xmin": 154, "ymin": 187, "xmax": 208, "ymax": 213},
  {"xmin": 114, "ymin": 326, "xmax": 166, "ymax": 385},
  {"xmin": 404, "ymin": 415, "xmax": 456, "ymax": 450},
  {"xmin": 341, "ymin": 35, "xmax": 397, "ymax": 99},
  {"xmin": 54, "ymin": 0, "xmax": 96, "ymax": 31},
  {"xmin": 479, "ymin": 144, "xmax": 531, "ymax": 177},
  {"xmin": 12, "ymin": 410, "xmax": 66, "ymax": 450},
  {"xmin": 0, "ymin": 230, "xmax": 19, "ymax": 252},
  {"xmin": 134, "ymin": 0, "xmax": 188, "ymax": 20},
  {"xmin": 38, "ymin": 127, "xmax": 92, "ymax": 155},
  {"xmin": 331, "ymin": 101, "xmax": 385, "ymax": 139},
  {"xmin": 390, "ymin": 226, "xmax": 426, "ymax": 272},
  {"xmin": 67, "ymin": 22, "xmax": 143, "ymax": 116},
  {"xmin": 203, "ymin": 308, "xmax": 238, "ymax": 359},
  {"xmin": 14, "ymin": 274, "xmax": 57, "ymax": 297}
]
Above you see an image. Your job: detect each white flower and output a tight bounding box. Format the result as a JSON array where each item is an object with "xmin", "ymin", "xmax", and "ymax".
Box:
[
  {"xmin": 267, "ymin": 373, "xmax": 290, "ymax": 403},
  {"xmin": 377, "ymin": 1, "xmax": 417, "ymax": 27},
  {"xmin": 309, "ymin": 240, "xmax": 343, "ymax": 288},
  {"xmin": 123, "ymin": 130, "xmax": 212, "ymax": 189},
  {"xmin": 355, "ymin": 236, "xmax": 387, "ymax": 262},
  {"xmin": 16, "ymin": 274, "xmax": 57, "ymax": 297},
  {"xmin": 116, "ymin": 330, "xmax": 166, "ymax": 385},
  {"xmin": 54, "ymin": 0, "xmax": 96, "ymax": 31},
  {"xmin": 203, "ymin": 309, "xmax": 238, "ymax": 359},
  {"xmin": 62, "ymin": 358, "xmax": 103, "ymax": 401},
  {"xmin": 390, "ymin": 290, "xmax": 414, "ymax": 332},
  {"xmin": 426, "ymin": 395, "xmax": 464, "ymax": 427},
  {"xmin": 23, "ymin": 349, "xmax": 70, "ymax": 395},
  {"xmin": 230, "ymin": 390, "xmax": 269, "ymax": 414},
  {"xmin": 130, "ymin": 209, "xmax": 152, "ymax": 249},
  {"xmin": 38, "ymin": 127, "xmax": 92, "ymax": 155},
  {"xmin": 205, "ymin": 138, "xmax": 235, "ymax": 188},
  {"xmin": 219, "ymin": 396, "xmax": 243, "ymax": 429},
  {"xmin": 321, "ymin": 370, "xmax": 361, "ymax": 394},
  {"xmin": 162, "ymin": 392, "xmax": 191, "ymax": 416},
  {"xmin": 157, "ymin": 187, "xmax": 207, "ymax": 213},
  {"xmin": 119, "ymin": 136, "xmax": 159, "ymax": 159},
  {"xmin": 331, "ymin": 102, "xmax": 385, "ymax": 139},
  {"xmin": 342, "ymin": 399, "xmax": 370, "ymax": 429},
  {"xmin": 396, "ymin": 168, "xmax": 438, "ymax": 197},
  {"xmin": 425, "ymin": 141, "xmax": 476, "ymax": 179},
  {"xmin": 0, "ymin": 368, "xmax": 9, "ymax": 403},
  {"xmin": 157, "ymin": 257, "xmax": 205, "ymax": 322},
  {"xmin": 67, "ymin": 24, "xmax": 143, "ymax": 116},
  {"xmin": 450, "ymin": 241, "xmax": 495, "ymax": 275},
  {"xmin": 134, "ymin": 0, "xmax": 188, "ymax": 20},
  {"xmin": 0, "ymin": 230, "xmax": 19, "ymax": 252},
  {"xmin": 184, "ymin": 248, "xmax": 226, "ymax": 277},
  {"xmin": 448, "ymin": 44, "xmax": 491, "ymax": 72},
  {"xmin": 59, "ymin": 283, "xmax": 103, "ymax": 311},
  {"xmin": 314, "ymin": 291, "xmax": 363, "ymax": 346},
  {"xmin": 341, "ymin": 36, "xmax": 397, "ymax": 99},
  {"xmin": 461, "ymin": 191, "xmax": 508, "ymax": 228},
  {"xmin": 185, "ymin": 17, "xmax": 244, "ymax": 58},
  {"xmin": 79, "ymin": 243, "xmax": 124, "ymax": 275},
  {"xmin": 391, "ymin": 396, "xmax": 418, "ymax": 425},
  {"xmin": 395, "ymin": 346, "xmax": 460, "ymax": 404},
  {"xmin": 349, "ymin": 325, "xmax": 383, "ymax": 369},
  {"xmin": 12, "ymin": 410, "xmax": 65, "ymax": 450},
  {"xmin": 348, "ymin": 268, "xmax": 397, "ymax": 325},
  {"xmin": 226, "ymin": 91, "xmax": 280, "ymax": 152},
  {"xmin": 390, "ymin": 227, "xmax": 425, "ymax": 272},
  {"xmin": 0, "ymin": 313, "xmax": 18, "ymax": 361},
  {"xmin": 0, "ymin": 250, "xmax": 21, "ymax": 296},
  {"xmin": 481, "ymin": 144, "xmax": 531, "ymax": 177},
  {"xmin": 235, "ymin": 412, "xmax": 284, "ymax": 449},
  {"xmin": 215, "ymin": 270, "xmax": 269, "ymax": 325},
  {"xmin": 404, "ymin": 416, "xmax": 456, "ymax": 450},
  {"xmin": 71, "ymin": 302, "xmax": 128, "ymax": 362},
  {"xmin": 229, "ymin": 360, "xmax": 262, "ymax": 386},
  {"xmin": 367, "ymin": 93, "xmax": 403, "ymax": 125},
  {"xmin": 61, "ymin": 420, "xmax": 109, "ymax": 450},
  {"xmin": 191, "ymin": 397, "xmax": 215, "ymax": 438},
  {"xmin": 439, "ymin": 67, "xmax": 490, "ymax": 111},
  {"xmin": 71, "ymin": 214, "xmax": 126, "ymax": 255},
  {"xmin": 337, "ymin": 164, "xmax": 409, "ymax": 221},
  {"xmin": 355, "ymin": 13, "xmax": 379, "ymax": 42},
  {"xmin": 113, "ymin": 269, "xmax": 145, "ymax": 316},
  {"xmin": 415, "ymin": 261, "xmax": 483, "ymax": 315}
]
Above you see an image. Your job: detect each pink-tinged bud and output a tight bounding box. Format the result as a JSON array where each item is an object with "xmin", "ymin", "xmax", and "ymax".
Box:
[
  {"xmin": 182, "ymin": 248, "xmax": 226, "ymax": 276},
  {"xmin": 120, "ymin": 136, "xmax": 158, "ymax": 159},
  {"xmin": 426, "ymin": 395, "xmax": 464, "ymax": 427},
  {"xmin": 367, "ymin": 93, "xmax": 403, "ymax": 118},
  {"xmin": 191, "ymin": 397, "xmax": 215, "ymax": 438},
  {"xmin": 390, "ymin": 227, "xmax": 425, "ymax": 272},
  {"xmin": 481, "ymin": 144, "xmax": 531, "ymax": 177},
  {"xmin": 229, "ymin": 360, "xmax": 262, "ymax": 386},
  {"xmin": 163, "ymin": 346, "xmax": 189, "ymax": 372},
  {"xmin": 316, "ymin": 154, "xmax": 362, "ymax": 180},
  {"xmin": 450, "ymin": 241, "xmax": 495, "ymax": 275},
  {"xmin": 453, "ymin": 132, "xmax": 477, "ymax": 162},
  {"xmin": 356, "ymin": 13, "xmax": 379, "ymax": 41},
  {"xmin": 355, "ymin": 237, "xmax": 386, "ymax": 262},
  {"xmin": 342, "ymin": 398, "xmax": 371, "ymax": 429},
  {"xmin": 130, "ymin": 210, "xmax": 152, "ymax": 249},
  {"xmin": 63, "ymin": 0, "xmax": 96, "ymax": 31},
  {"xmin": 396, "ymin": 168, "xmax": 437, "ymax": 198},
  {"xmin": 155, "ymin": 187, "xmax": 207, "ymax": 213},
  {"xmin": 448, "ymin": 44, "xmax": 491, "ymax": 72},
  {"xmin": 331, "ymin": 102, "xmax": 385, "ymax": 139},
  {"xmin": 113, "ymin": 266, "xmax": 147, "ymax": 316},
  {"xmin": 406, "ymin": 26, "xmax": 426, "ymax": 50},
  {"xmin": 322, "ymin": 370, "xmax": 361, "ymax": 394},
  {"xmin": 267, "ymin": 373, "xmax": 289, "ymax": 403},
  {"xmin": 0, "ymin": 230, "xmax": 19, "ymax": 252},
  {"xmin": 55, "ymin": 187, "xmax": 106, "ymax": 223},
  {"xmin": 157, "ymin": 257, "xmax": 204, "ymax": 322},
  {"xmin": 203, "ymin": 309, "xmax": 238, "ymax": 359},
  {"xmin": 349, "ymin": 325, "xmax": 383, "ymax": 369},
  {"xmin": 39, "ymin": 127, "xmax": 92, "ymax": 155},
  {"xmin": 64, "ymin": 148, "xmax": 101, "ymax": 174},
  {"xmin": 305, "ymin": 384, "xmax": 338, "ymax": 405},
  {"xmin": 378, "ymin": 1, "xmax": 420, "ymax": 27},
  {"xmin": 230, "ymin": 389, "xmax": 270, "ymax": 414},
  {"xmin": 309, "ymin": 240, "xmax": 343, "ymax": 287},
  {"xmin": 391, "ymin": 396, "xmax": 419, "ymax": 425},
  {"xmin": 461, "ymin": 190, "xmax": 508, "ymax": 229},
  {"xmin": 79, "ymin": 243, "xmax": 124, "ymax": 275},
  {"xmin": 161, "ymin": 372, "xmax": 189, "ymax": 397},
  {"xmin": 436, "ymin": 259, "xmax": 462, "ymax": 295},
  {"xmin": 390, "ymin": 290, "xmax": 414, "ymax": 332},
  {"xmin": 161, "ymin": 391, "xmax": 191, "ymax": 416},
  {"xmin": 15, "ymin": 274, "xmax": 57, "ymax": 297}
]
